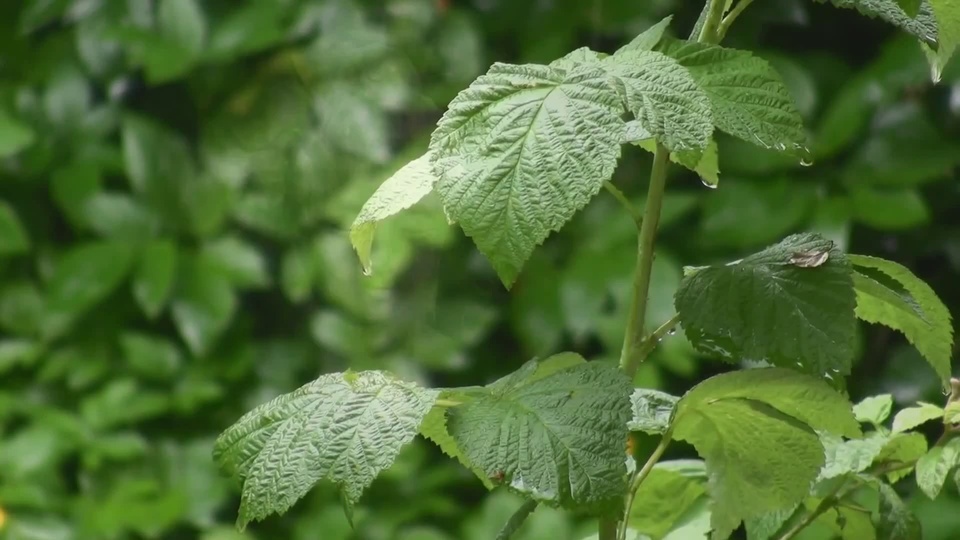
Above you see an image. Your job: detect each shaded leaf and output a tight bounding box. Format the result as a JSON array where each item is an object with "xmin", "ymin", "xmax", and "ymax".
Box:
[
  {"xmin": 915, "ymin": 438, "xmax": 960, "ymax": 499},
  {"xmin": 133, "ymin": 239, "xmax": 178, "ymax": 319},
  {"xmin": 875, "ymin": 481, "xmax": 922, "ymax": 539},
  {"xmin": 0, "ymin": 201, "xmax": 30, "ymax": 255},
  {"xmin": 171, "ymin": 256, "xmax": 237, "ymax": 357}
]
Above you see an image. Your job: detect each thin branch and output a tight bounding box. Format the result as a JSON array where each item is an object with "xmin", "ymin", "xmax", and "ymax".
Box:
[
  {"xmin": 618, "ymin": 432, "xmax": 673, "ymax": 540},
  {"xmin": 604, "ymin": 181, "xmax": 642, "ymax": 226},
  {"xmin": 495, "ymin": 500, "xmax": 538, "ymax": 540},
  {"xmin": 776, "ymin": 481, "xmax": 848, "ymax": 540},
  {"xmin": 717, "ymin": 0, "xmax": 756, "ymax": 41},
  {"xmin": 633, "ymin": 313, "xmax": 682, "ymax": 363}
]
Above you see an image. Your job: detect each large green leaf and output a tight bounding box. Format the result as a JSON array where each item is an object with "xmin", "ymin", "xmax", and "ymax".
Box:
[
  {"xmin": 350, "ymin": 154, "xmax": 437, "ymax": 275},
  {"xmin": 926, "ymin": 0, "xmax": 960, "ymax": 79},
  {"xmin": 656, "ymin": 38, "xmax": 808, "ymax": 157},
  {"xmin": 672, "ymin": 368, "xmax": 860, "ymax": 539},
  {"xmin": 213, "ymin": 371, "xmax": 438, "ymax": 528},
  {"xmin": 915, "ymin": 438, "xmax": 960, "ymax": 499},
  {"xmin": 675, "ymin": 233, "xmax": 857, "ymax": 376},
  {"xmin": 429, "ymin": 62, "xmax": 624, "ymax": 286},
  {"xmin": 446, "ymin": 353, "xmax": 633, "ymax": 510},
  {"xmin": 627, "ymin": 465, "xmax": 706, "ymax": 538},
  {"xmin": 853, "ymin": 394, "xmax": 894, "ymax": 425},
  {"xmin": 849, "ymin": 254, "xmax": 953, "ymax": 383}
]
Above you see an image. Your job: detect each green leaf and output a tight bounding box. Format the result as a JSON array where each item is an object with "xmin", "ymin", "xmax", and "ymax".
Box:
[
  {"xmin": 350, "ymin": 154, "xmax": 437, "ymax": 275},
  {"xmin": 429, "ymin": 63, "xmax": 624, "ymax": 286},
  {"xmin": 171, "ymin": 256, "xmax": 237, "ymax": 357},
  {"xmin": 603, "ymin": 50, "xmax": 714, "ymax": 152},
  {"xmin": 0, "ymin": 109, "xmax": 36, "ymax": 157},
  {"xmin": 675, "ymin": 233, "xmax": 858, "ymax": 376},
  {"xmin": 819, "ymin": 432, "xmax": 891, "ymax": 480},
  {"xmin": 818, "ymin": 1, "xmax": 938, "ymax": 45},
  {"xmin": 632, "ymin": 135, "xmax": 720, "ymax": 186},
  {"xmin": 744, "ymin": 506, "xmax": 799, "ymax": 540},
  {"xmin": 200, "ymin": 236, "xmax": 270, "ymax": 290},
  {"xmin": 925, "ymin": 0, "xmax": 960, "ymax": 80},
  {"xmin": 915, "ymin": 438, "xmax": 960, "ymax": 499},
  {"xmin": 133, "ymin": 239, "xmax": 178, "ymax": 319},
  {"xmin": 446, "ymin": 353, "xmax": 633, "ymax": 510},
  {"xmin": 158, "ymin": 0, "xmax": 206, "ymax": 56},
  {"xmin": 280, "ymin": 245, "xmax": 315, "ymax": 304},
  {"xmin": 627, "ymin": 466, "xmax": 705, "ymax": 538},
  {"xmin": 897, "ymin": 0, "xmax": 923, "ymax": 16},
  {"xmin": 853, "ymin": 394, "xmax": 894, "ymax": 425},
  {"xmin": 945, "ymin": 401, "xmax": 960, "ymax": 424},
  {"xmin": 656, "ymin": 38, "xmax": 809, "ymax": 157},
  {"xmin": 876, "ymin": 432, "xmax": 929, "ymax": 482},
  {"xmin": 851, "ymin": 187, "xmax": 930, "ymax": 230},
  {"xmin": 875, "ymin": 481, "xmax": 921, "ymax": 539},
  {"xmin": 119, "ymin": 332, "xmax": 183, "ymax": 381},
  {"xmin": 0, "ymin": 200, "xmax": 30, "ymax": 255},
  {"xmin": 213, "ymin": 371, "xmax": 438, "ymax": 528},
  {"xmin": 628, "ymin": 389, "xmax": 679, "ymax": 435},
  {"xmin": 44, "ymin": 241, "xmax": 136, "ymax": 336},
  {"xmin": 616, "ymin": 16, "xmax": 674, "ymax": 54},
  {"xmin": 892, "ymin": 402, "xmax": 944, "ymax": 433},
  {"xmin": 419, "ymin": 395, "xmax": 495, "ymax": 490},
  {"xmin": 849, "ymin": 254, "xmax": 954, "ymax": 383}
]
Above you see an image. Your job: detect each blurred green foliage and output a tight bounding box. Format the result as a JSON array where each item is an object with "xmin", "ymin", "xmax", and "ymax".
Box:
[{"xmin": 0, "ymin": 0, "xmax": 958, "ymax": 539}]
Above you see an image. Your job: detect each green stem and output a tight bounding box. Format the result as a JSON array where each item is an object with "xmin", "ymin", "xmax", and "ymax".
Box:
[
  {"xmin": 633, "ymin": 313, "xmax": 682, "ymax": 363},
  {"xmin": 604, "ymin": 181, "xmax": 643, "ymax": 226},
  {"xmin": 618, "ymin": 432, "xmax": 673, "ymax": 540},
  {"xmin": 717, "ymin": 0, "xmax": 756, "ymax": 41},
  {"xmin": 495, "ymin": 500, "xmax": 538, "ymax": 540},
  {"xmin": 776, "ymin": 481, "xmax": 850, "ymax": 540},
  {"xmin": 434, "ymin": 399, "xmax": 462, "ymax": 408},
  {"xmin": 599, "ymin": 517, "xmax": 619, "ymax": 540},
  {"xmin": 619, "ymin": 144, "xmax": 671, "ymax": 378},
  {"xmin": 697, "ymin": 0, "xmax": 729, "ymax": 44}
]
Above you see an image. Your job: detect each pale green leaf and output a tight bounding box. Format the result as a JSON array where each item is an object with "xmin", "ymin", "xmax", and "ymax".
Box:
[
  {"xmin": 853, "ymin": 394, "xmax": 894, "ymax": 425},
  {"xmin": 944, "ymin": 401, "xmax": 960, "ymax": 424},
  {"xmin": 627, "ymin": 466, "xmax": 705, "ymax": 539},
  {"xmin": 675, "ymin": 233, "xmax": 857, "ymax": 376},
  {"xmin": 446, "ymin": 353, "xmax": 633, "ymax": 509},
  {"xmin": 875, "ymin": 432, "xmax": 929, "ymax": 482},
  {"xmin": 132, "ymin": 239, "xmax": 178, "ymax": 319},
  {"xmin": 819, "ymin": 432, "xmax": 890, "ymax": 480},
  {"xmin": 892, "ymin": 402, "xmax": 944, "ymax": 433},
  {"xmin": 549, "ymin": 47, "xmax": 607, "ymax": 70},
  {"xmin": 925, "ymin": 0, "xmax": 960, "ymax": 80},
  {"xmin": 616, "ymin": 16, "xmax": 674, "ymax": 54},
  {"xmin": 429, "ymin": 63, "xmax": 624, "ymax": 286},
  {"xmin": 280, "ymin": 246, "xmax": 314, "ymax": 304},
  {"xmin": 213, "ymin": 371, "xmax": 438, "ymax": 528},
  {"xmin": 629, "ymin": 388, "xmax": 679, "ymax": 435},
  {"xmin": 656, "ymin": 38, "xmax": 808, "ymax": 157},
  {"xmin": 915, "ymin": 438, "xmax": 960, "ymax": 499},
  {"xmin": 677, "ymin": 368, "xmax": 862, "ymax": 438},
  {"xmin": 849, "ymin": 254, "xmax": 954, "ymax": 383},
  {"xmin": 633, "ymin": 135, "xmax": 720, "ymax": 186},
  {"xmin": 0, "ymin": 200, "xmax": 30, "ymax": 255},
  {"xmin": 745, "ymin": 506, "xmax": 799, "ymax": 540},
  {"xmin": 350, "ymin": 154, "xmax": 437, "ymax": 275},
  {"xmin": 419, "ymin": 394, "xmax": 495, "ymax": 490},
  {"xmin": 662, "ymin": 497, "xmax": 712, "ymax": 540},
  {"xmin": 603, "ymin": 50, "xmax": 713, "ymax": 152},
  {"xmin": 876, "ymin": 481, "xmax": 921, "ymax": 539}
]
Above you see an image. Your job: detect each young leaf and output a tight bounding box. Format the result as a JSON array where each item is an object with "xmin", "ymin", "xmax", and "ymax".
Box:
[
  {"xmin": 629, "ymin": 388, "xmax": 679, "ymax": 435},
  {"xmin": 892, "ymin": 402, "xmax": 944, "ymax": 433},
  {"xmin": 445, "ymin": 353, "xmax": 633, "ymax": 510},
  {"xmin": 670, "ymin": 368, "xmax": 860, "ymax": 538},
  {"xmin": 875, "ymin": 481, "xmax": 922, "ymax": 539},
  {"xmin": 213, "ymin": 371, "xmax": 438, "ymax": 528},
  {"xmin": 915, "ymin": 438, "xmax": 960, "ymax": 499},
  {"xmin": 876, "ymin": 432, "xmax": 929, "ymax": 482},
  {"xmin": 849, "ymin": 254, "xmax": 954, "ymax": 383},
  {"xmin": 675, "ymin": 233, "xmax": 857, "ymax": 376},
  {"xmin": 656, "ymin": 38, "xmax": 809, "ymax": 157},
  {"xmin": 853, "ymin": 394, "xmax": 894, "ymax": 425},
  {"xmin": 819, "ymin": 432, "xmax": 891, "ymax": 480},
  {"xmin": 616, "ymin": 15, "xmax": 674, "ymax": 54},
  {"xmin": 350, "ymin": 154, "xmax": 437, "ymax": 276},
  {"xmin": 429, "ymin": 63, "xmax": 624, "ymax": 286},
  {"xmin": 602, "ymin": 50, "xmax": 714, "ymax": 152}
]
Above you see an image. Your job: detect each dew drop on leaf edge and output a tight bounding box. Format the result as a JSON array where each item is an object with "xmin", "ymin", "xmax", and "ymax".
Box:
[{"xmin": 700, "ymin": 177, "xmax": 717, "ymax": 189}]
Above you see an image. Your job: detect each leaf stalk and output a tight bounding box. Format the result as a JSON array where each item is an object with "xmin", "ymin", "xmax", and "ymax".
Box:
[
  {"xmin": 618, "ymin": 431, "xmax": 673, "ymax": 540},
  {"xmin": 718, "ymin": 0, "xmax": 756, "ymax": 41},
  {"xmin": 495, "ymin": 500, "xmax": 538, "ymax": 540}
]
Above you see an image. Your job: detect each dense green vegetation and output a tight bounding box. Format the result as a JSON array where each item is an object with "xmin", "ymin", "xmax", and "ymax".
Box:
[{"xmin": 1, "ymin": 1, "xmax": 959, "ymax": 539}]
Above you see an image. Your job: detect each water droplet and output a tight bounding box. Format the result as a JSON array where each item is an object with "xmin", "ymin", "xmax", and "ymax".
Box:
[
  {"xmin": 799, "ymin": 158, "xmax": 813, "ymax": 167},
  {"xmin": 824, "ymin": 372, "xmax": 834, "ymax": 381},
  {"xmin": 667, "ymin": 328, "xmax": 677, "ymax": 336},
  {"xmin": 930, "ymin": 63, "xmax": 943, "ymax": 84},
  {"xmin": 943, "ymin": 385, "xmax": 952, "ymax": 397},
  {"xmin": 700, "ymin": 177, "xmax": 717, "ymax": 189},
  {"xmin": 361, "ymin": 266, "xmax": 373, "ymax": 277}
]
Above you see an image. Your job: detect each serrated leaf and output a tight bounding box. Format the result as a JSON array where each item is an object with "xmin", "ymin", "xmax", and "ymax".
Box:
[
  {"xmin": 429, "ymin": 63, "xmax": 624, "ymax": 286},
  {"xmin": 675, "ymin": 233, "xmax": 857, "ymax": 376},
  {"xmin": 549, "ymin": 47, "xmax": 607, "ymax": 70},
  {"xmin": 629, "ymin": 389, "xmax": 679, "ymax": 435},
  {"xmin": 616, "ymin": 16, "xmax": 674, "ymax": 54},
  {"xmin": 0, "ymin": 201, "xmax": 30, "ymax": 255},
  {"xmin": 419, "ymin": 395, "xmax": 495, "ymax": 490},
  {"xmin": 603, "ymin": 50, "xmax": 713, "ymax": 152},
  {"xmin": 849, "ymin": 254, "xmax": 954, "ymax": 383},
  {"xmin": 915, "ymin": 438, "xmax": 960, "ymax": 499},
  {"xmin": 445, "ymin": 353, "xmax": 632, "ymax": 509},
  {"xmin": 818, "ymin": 1, "xmax": 938, "ymax": 44},
  {"xmin": 745, "ymin": 505, "xmax": 799, "ymax": 540},
  {"xmin": 656, "ymin": 38, "xmax": 808, "ymax": 157},
  {"xmin": 892, "ymin": 402, "xmax": 944, "ymax": 433},
  {"xmin": 350, "ymin": 154, "xmax": 437, "ymax": 275},
  {"xmin": 133, "ymin": 239, "xmax": 178, "ymax": 319},
  {"xmin": 213, "ymin": 371, "xmax": 438, "ymax": 528},
  {"xmin": 853, "ymin": 394, "xmax": 894, "ymax": 425},
  {"xmin": 672, "ymin": 397, "xmax": 824, "ymax": 539},
  {"xmin": 632, "ymin": 135, "xmax": 720, "ymax": 186},
  {"xmin": 875, "ymin": 481, "xmax": 921, "ymax": 540}
]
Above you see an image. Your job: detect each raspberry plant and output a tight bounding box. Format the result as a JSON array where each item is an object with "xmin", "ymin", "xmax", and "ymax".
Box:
[{"xmin": 214, "ymin": 1, "xmax": 960, "ymax": 539}]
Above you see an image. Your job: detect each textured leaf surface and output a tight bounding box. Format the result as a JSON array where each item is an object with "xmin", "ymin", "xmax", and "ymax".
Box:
[
  {"xmin": 350, "ymin": 154, "xmax": 437, "ymax": 275},
  {"xmin": 616, "ymin": 16, "xmax": 674, "ymax": 54},
  {"xmin": 853, "ymin": 394, "xmax": 894, "ymax": 425},
  {"xmin": 629, "ymin": 389, "xmax": 679, "ymax": 435},
  {"xmin": 429, "ymin": 63, "xmax": 624, "ymax": 286},
  {"xmin": 446, "ymin": 353, "xmax": 633, "ymax": 509},
  {"xmin": 892, "ymin": 402, "xmax": 944, "ymax": 433},
  {"xmin": 819, "ymin": 432, "xmax": 890, "ymax": 480},
  {"xmin": 850, "ymin": 254, "xmax": 953, "ymax": 383},
  {"xmin": 213, "ymin": 371, "xmax": 437, "ymax": 528},
  {"xmin": 419, "ymin": 391, "xmax": 495, "ymax": 490},
  {"xmin": 876, "ymin": 481, "xmax": 922, "ymax": 539},
  {"xmin": 657, "ymin": 38, "xmax": 808, "ymax": 156},
  {"xmin": 603, "ymin": 50, "xmax": 713, "ymax": 152},
  {"xmin": 819, "ymin": 0, "xmax": 939, "ymax": 43},
  {"xmin": 675, "ymin": 233, "xmax": 857, "ymax": 376},
  {"xmin": 915, "ymin": 438, "xmax": 960, "ymax": 499}
]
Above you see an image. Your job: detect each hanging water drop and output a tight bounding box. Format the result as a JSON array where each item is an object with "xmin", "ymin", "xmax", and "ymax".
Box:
[
  {"xmin": 667, "ymin": 328, "xmax": 677, "ymax": 336},
  {"xmin": 799, "ymin": 157, "xmax": 814, "ymax": 167},
  {"xmin": 700, "ymin": 177, "xmax": 718, "ymax": 189},
  {"xmin": 361, "ymin": 266, "xmax": 373, "ymax": 277}
]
